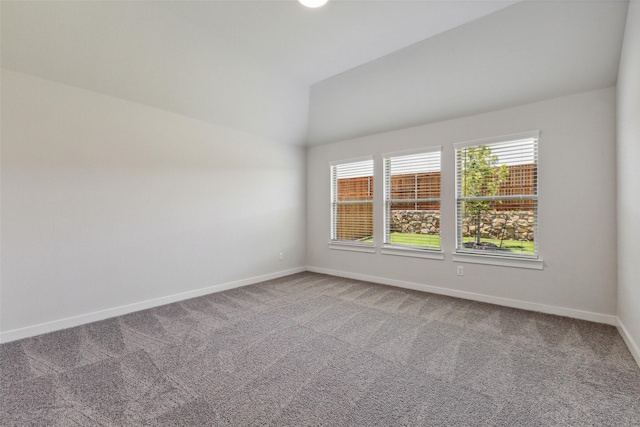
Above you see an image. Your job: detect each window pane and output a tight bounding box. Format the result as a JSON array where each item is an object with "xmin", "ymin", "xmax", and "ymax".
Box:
[
  {"xmin": 331, "ymin": 159, "xmax": 374, "ymax": 243},
  {"xmin": 384, "ymin": 150, "xmax": 441, "ymax": 249},
  {"xmin": 388, "ymin": 203, "xmax": 440, "ymax": 248},
  {"xmin": 455, "ymin": 135, "xmax": 538, "ymax": 257},
  {"xmin": 458, "ymin": 200, "xmax": 536, "ymax": 255},
  {"xmin": 457, "ymin": 139, "xmax": 537, "ymax": 199}
]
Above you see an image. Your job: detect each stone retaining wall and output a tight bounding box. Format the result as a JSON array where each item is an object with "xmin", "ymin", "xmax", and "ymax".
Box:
[{"xmin": 390, "ymin": 210, "xmax": 535, "ymax": 241}]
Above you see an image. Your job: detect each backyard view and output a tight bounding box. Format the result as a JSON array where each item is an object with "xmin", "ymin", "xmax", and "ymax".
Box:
[
  {"xmin": 334, "ymin": 140, "xmax": 536, "ymax": 255},
  {"xmin": 332, "ymin": 160, "xmax": 374, "ymax": 242},
  {"xmin": 334, "ymin": 175, "xmax": 374, "ymax": 241},
  {"xmin": 456, "ymin": 140, "xmax": 537, "ymax": 255}
]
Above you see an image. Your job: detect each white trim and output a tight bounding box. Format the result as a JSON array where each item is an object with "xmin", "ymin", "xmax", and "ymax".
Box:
[
  {"xmin": 305, "ymin": 266, "xmax": 616, "ymax": 326},
  {"xmin": 0, "ymin": 267, "xmax": 306, "ymax": 344},
  {"xmin": 617, "ymin": 318, "xmax": 640, "ymax": 369},
  {"xmin": 328, "ymin": 242, "xmax": 376, "ymax": 253},
  {"xmin": 381, "ymin": 246, "xmax": 445, "ymax": 260},
  {"xmin": 452, "ymin": 252, "xmax": 543, "ymax": 270},
  {"xmin": 452, "ymin": 130, "xmax": 540, "ymax": 149},
  {"xmin": 381, "ymin": 145, "xmax": 442, "ymax": 159},
  {"xmin": 2, "ymin": 265, "xmax": 626, "ymax": 355}
]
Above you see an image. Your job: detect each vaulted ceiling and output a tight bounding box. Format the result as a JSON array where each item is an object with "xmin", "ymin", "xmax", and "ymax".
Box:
[
  {"xmin": 153, "ymin": 0, "xmax": 520, "ymax": 85},
  {"xmin": 1, "ymin": 1, "xmax": 629, "ymax": 145}
]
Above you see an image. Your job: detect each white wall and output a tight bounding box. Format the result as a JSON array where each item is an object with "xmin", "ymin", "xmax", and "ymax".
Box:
[
  {"xmin": 0, "ymin": 70, "xmax": 306, "ymax": 340},
  {"xmin": 1, "ymin": 1, "xmax": 309, "ymax": 145},
  {"xmin": 307, "ymin": 88, "xmax": 617, "ymax": 322},
  {"xmin": 617, "ymin": 0, "xmax": 640, "ymax": 364}
]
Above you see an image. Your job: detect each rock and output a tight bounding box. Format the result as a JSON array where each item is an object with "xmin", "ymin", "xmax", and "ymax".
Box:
[
  {"xmin": 390, "ymin": 209, "xmax": 535, "ymax": 242},
  {"xmin": 463, "ymin": 242, "xmax": 499, "ymax": 250}
]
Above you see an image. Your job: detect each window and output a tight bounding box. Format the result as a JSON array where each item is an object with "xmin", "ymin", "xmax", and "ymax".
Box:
[
  {"xmin": 330, "ymin": 158, "xmax": 374, "ymax": 250},
  {"xmin": 383, "ymin": 148, "xmax": 441, "ymax": 253},
  {"xmin": 454, "ymin": 132, "xmax": 538, "ymax": 259}
]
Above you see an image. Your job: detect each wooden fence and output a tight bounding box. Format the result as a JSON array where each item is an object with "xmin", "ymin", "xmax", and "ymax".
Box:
[
  {"xmin": 334, "ymin": 164, "xmax": 536, "ymax": 240},
  {"xmin": 487, "ymin": 164, "xmax": 536, "ymax": 210},
  {"xmin": 388, "ymin": 171, "xmax": 441, "ymax": 210},
  {"xmin": 335, "ymin": 177, "xmax": 373, "ymax": 240}
]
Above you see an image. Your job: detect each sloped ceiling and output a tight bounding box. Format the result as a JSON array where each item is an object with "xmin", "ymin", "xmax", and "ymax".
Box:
[
  {"xmin": 1, "ymin": 1, "xmax": 629, "ymax": 146},
  {"xmin": 154, "ymin": 0, "xmax": 520, "ymax": 85},
  {"xmin": 307, "ymin": 0, "xmax": 629, "ymax": 144}
]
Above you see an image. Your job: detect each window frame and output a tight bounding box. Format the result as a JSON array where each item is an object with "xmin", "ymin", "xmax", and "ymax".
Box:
[
  {"xmin": 452, "ymin": 131, "xmax": 543, "ymax": 269},
  {"xmin": 329, "ymin": 156, "xmax": 376, "ymax": 253},
  {"xmin": 381, "ymin": 147, "xmax": 444, "ymax": 260}
]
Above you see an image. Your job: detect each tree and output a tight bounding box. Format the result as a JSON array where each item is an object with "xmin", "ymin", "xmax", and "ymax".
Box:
[{"xmin": 460, "ymin": 145, "xmax": 509, "ymax": 245}]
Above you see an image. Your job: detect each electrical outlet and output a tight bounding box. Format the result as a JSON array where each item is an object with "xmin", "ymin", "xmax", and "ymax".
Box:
[
  {"xmin": 279, "ymin": 252, "xmax": 284, "ymax": 261},
  {"xmin": 456, "ymin": 266, "xmax": 464, "ymax": 276}
]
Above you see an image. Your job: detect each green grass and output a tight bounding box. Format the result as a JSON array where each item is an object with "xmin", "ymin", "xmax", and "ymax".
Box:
[
  {"xmin": 462, "ymin": 237, "xmax": 534, "ymax": 254},
  {"xmin": 387, "ymin": 233, "xmax": 440, "ymax": 247},
  {"xmin": 363, "ymin": 233, "xmax": 534, "ymax": 254},
  {"xmin": 362, "ymin": 233, "xmax": 439, "ymax": 247}
]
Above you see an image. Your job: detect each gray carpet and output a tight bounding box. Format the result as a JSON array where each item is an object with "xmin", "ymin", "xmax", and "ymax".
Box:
[{"xmin": 1, "ymin": 272, "xmax": 639, "ymax": 426}]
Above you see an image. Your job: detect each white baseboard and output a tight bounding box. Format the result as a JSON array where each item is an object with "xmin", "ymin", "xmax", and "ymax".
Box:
[
  {"xmin": 1, "ymin": 266, "xmax": 625, "ymax": 348},
  {"xmin": 617, "ymin": 318, "xmax": 640, "ymax": 369},
  {"xmin": 0, "ymin": 267, "xmax": 306, "ymax": 344},
  {"xmin": 306, "ymin": 266, "xmax": 618, "ymax": 326}
]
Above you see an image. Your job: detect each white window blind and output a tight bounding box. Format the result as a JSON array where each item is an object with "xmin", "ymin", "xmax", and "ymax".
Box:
[
  {"xmin": 455, "ymin": 133, "xmax": 538, "ymax": 257},
  {"xmin": 383, "ymin": 149, "xmax": 441, "ymax": 250},
  {"xmin": 331, "ymin": 159, "xmax": 374, "ymax": 244}
]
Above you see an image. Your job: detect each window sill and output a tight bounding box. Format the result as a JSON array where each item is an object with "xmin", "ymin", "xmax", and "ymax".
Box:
[
  {"xmin": 452, "ymin": 251, "xmax": 543, "ymax": 270},
  {"xmin": 328, "ymin": 242, "xmax": 376, "ymax": 254},
  {"xmin": 381, "ymin": 245, "xmax": 445, "ymax": 260}
]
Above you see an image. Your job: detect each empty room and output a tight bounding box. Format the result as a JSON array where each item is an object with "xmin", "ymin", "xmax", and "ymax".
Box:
[{"xmin": 1, "ymin": 0, "xmax": 639, "ymax": 425}]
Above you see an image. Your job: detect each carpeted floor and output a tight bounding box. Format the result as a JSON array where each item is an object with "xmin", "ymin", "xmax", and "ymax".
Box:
[{"xmin": 1, "ymin": 272, "xmax": 639, "ymax": 426}]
